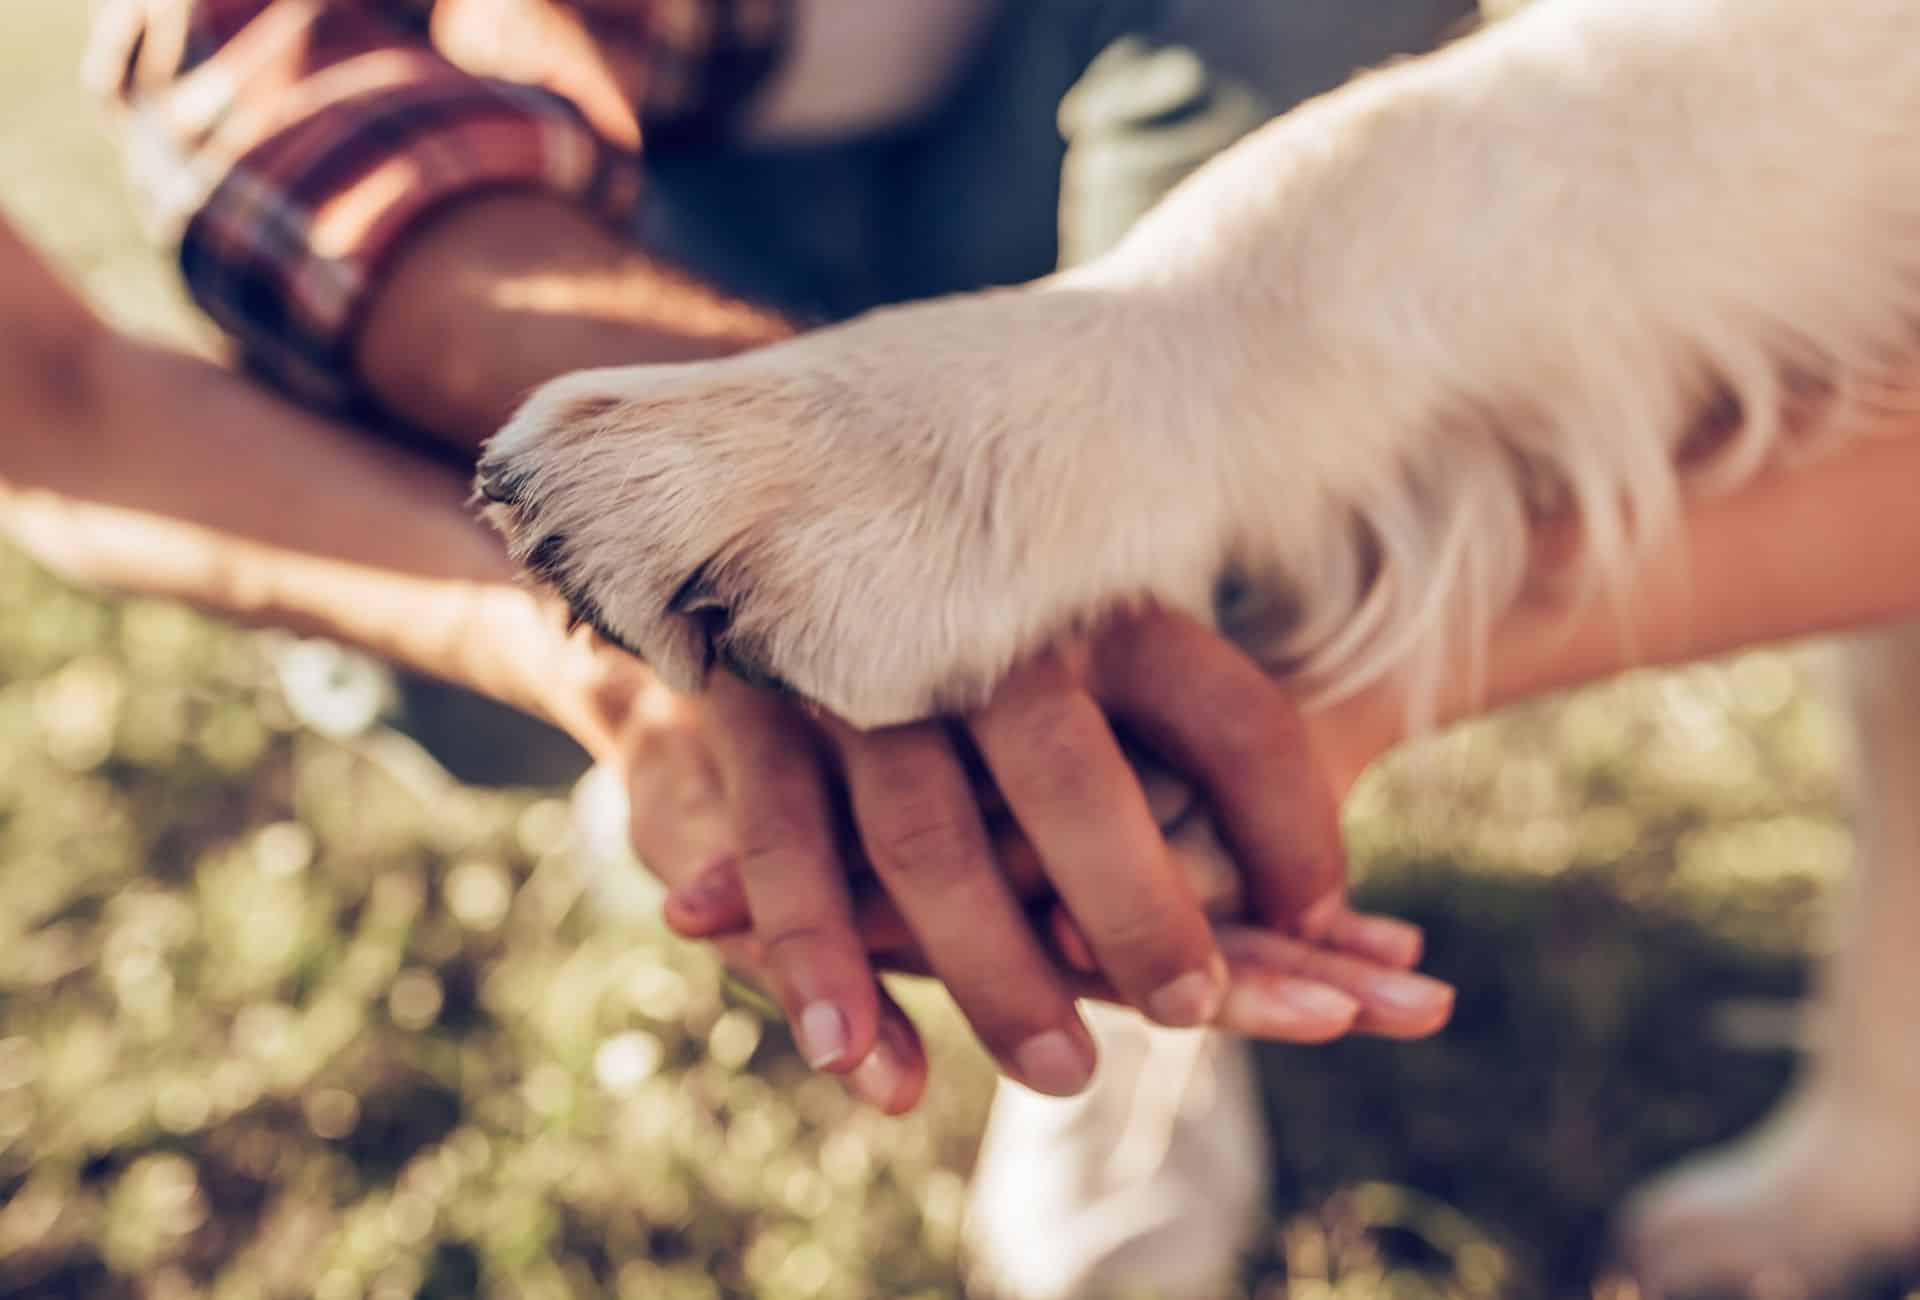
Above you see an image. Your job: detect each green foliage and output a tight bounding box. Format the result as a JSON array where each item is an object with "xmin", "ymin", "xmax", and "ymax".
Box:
[{"xmin": 0, "ymin": 547, "xmax": 993, "ymax": 1300}]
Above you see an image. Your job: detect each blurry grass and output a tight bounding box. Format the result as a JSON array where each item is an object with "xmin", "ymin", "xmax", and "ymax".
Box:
[
  {"xmin": 0, "ymin": 550, "xmax": 994, "ymax": 1300},
  {"xmin": 0, "ymin": 3, "xmax": 1912, "ymax": 1298}
]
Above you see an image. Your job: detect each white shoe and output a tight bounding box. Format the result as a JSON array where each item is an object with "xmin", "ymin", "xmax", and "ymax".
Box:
[
  {"xmin": 567, "ymin": 761, "xmax": 670, "ymax": 925},
  {"xmin": 965, "ymin": 1005, "xmax": 1268, "ymax": 1300}
]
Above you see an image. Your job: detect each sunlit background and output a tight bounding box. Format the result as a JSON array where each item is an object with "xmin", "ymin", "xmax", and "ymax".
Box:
[{"xmin": 0, "ymin": 4, "xmax": 1897, "ymax": 1297}]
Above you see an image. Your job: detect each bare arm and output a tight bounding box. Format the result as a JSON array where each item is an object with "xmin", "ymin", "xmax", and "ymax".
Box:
[
  {"xmin": 88, "ymin": 0, "xmax": 797, "ymax": 454},
  {"xmin": 2, "ymin": 361, "xmax": 625, "ymax": 759},
  {"xmin": 0, "ymin": 214, "xmax": 626, "ymax": 752},
  {"xmin": 353, "ymin": 194, "xmax": 793, "ymax": 450},
  {"xmin": 1317, "ymin": 427, "xmax": 1920, "ymax": 793}
]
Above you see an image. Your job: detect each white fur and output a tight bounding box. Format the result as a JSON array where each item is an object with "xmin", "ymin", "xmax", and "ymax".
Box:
[
  {"xmin": 485, "ymin": 0, "xmax": 1920, "ymax": 732},
  {"xmin": 483, "ymin": 1, "xmax": 1920, "ymax": 1290}
]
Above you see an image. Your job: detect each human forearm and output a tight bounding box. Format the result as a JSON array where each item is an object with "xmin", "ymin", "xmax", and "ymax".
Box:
[
  {"xmin": 1315, "ymin": 427, "xmax": 1920, "ymax": 793},
  {"xmin": 1, "ymin": 331, "xmax": 628, "ymax": 755},
  {"xmin": 0, "ymin": 215, "xmax": 492, "ymax": 581},
  {"xmin": 8, "ymin": 491, "xmax": 525, "ymax": 706},
  {"xmin": 20, "ymin": 333, "xmax": 502, "ymax": 577},
  {"xmin": 354, "ymin": 195, "xmax": 797, "ymax": 451}
]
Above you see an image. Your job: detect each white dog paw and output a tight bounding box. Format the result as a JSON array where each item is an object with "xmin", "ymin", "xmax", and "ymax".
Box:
[
  {"xmin": 1618, "ymin": 1092, "xmax": 1920, "ymax": 1298},
  {"xmin": 477, "ymin": 283, "xmax": 1237, "ymax": 727}
]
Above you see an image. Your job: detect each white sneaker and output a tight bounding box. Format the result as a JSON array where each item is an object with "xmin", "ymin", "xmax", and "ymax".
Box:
[
  {"xmin": 567, "ymin": 761, "xmax": 670, "ymax": 925},
  {"xmin": 965, "ymin": 1005, "xmax": 1268, "ymax": 1300}
]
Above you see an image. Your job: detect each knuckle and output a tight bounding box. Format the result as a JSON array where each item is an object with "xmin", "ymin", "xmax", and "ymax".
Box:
[
  {"xmin": 756, "ymin": 921, "xmax": 857, "ymax": 976},
  {"xmin": 1092, "ymin": 902, "xmax": 1188, "ymax": 972},
  {"xmin": 1202, "ymin": 687, "xmax": 1297, "ymax": 773},
  {"xmin": 867, "ymin": 810, "xmax": 988, "ymax": 896},
  {"xmin": 727, "ymin": 712, "xmax": 808, "ymax": 776},
  {"xmin": 1004, "ymin": 689, "xmax": 1091, "ymax": 755},
  {"xmin": 725, "ymin": 733, "xmax": 828, "ymax": 852},
  {"xmin": 734, "ymin": 788, "xmax": 827, "ymax": 863},
  {"xmin": 726, "ymin": 789, "xmax": 788, "ymax": 844},
  {"xmin": 854, "ymin": 733, "xmax": 948, "ymax": 802},
  {"xmin": 997, "ymin": 706, "xmax": 1107, "ymax": 804},
  {"xmin": 1199, "ymin": 680, "xmax": 1273, "ymax": 752}
]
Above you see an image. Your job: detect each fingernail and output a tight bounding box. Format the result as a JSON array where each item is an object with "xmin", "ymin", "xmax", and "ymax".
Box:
[
  {"xmin": 1367, "ymin": 971, "xmax": 1454, "ymax": 1015},
  {"xmin": 1147, "ymin": 960, "xmax": 1226, "ymax": 1027},
  {"xmin": 1366, "ymin": 915, "xmax": 1423, "ymax": 946},
  {"xmin": 850, "ymin": 1026, "xmax": 907, "ymax": 1112},
  {"xmin": 1281, "ymin": 982, "xmax": 1363, "ymax": 1020},
  {"xmin": 797, "ymin": 1001, "xmax": 851, "ymax": 1070},
  {"xmin": 1222, "ymin": 980, "xmax": 1358, "ymax": 1035},
  {"xmin": 1356, "ymin": 916, "xmax": 1423, "ymax": 966},
  {"xmin": 1013, "ymin": 1029, "xmax": 1093, "ymax": 1095},
  {"xmin": 1331, "ymin": 910, "xmax": 1423, "ymax": 964}
]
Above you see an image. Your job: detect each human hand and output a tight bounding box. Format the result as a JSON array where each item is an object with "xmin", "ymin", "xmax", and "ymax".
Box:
[{"xmin": 642, "ymin": 607, "xmax": 1453, "ymax": 1110}]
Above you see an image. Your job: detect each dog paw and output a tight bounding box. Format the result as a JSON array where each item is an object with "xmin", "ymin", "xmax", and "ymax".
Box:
[
  {"xmin": 478, "ymin": 284, "xmax": 1236, "ymax": 727},
  {"xmin": 1617, "ymin": 1090, "xmax": 1920, "ymax": 1298}
]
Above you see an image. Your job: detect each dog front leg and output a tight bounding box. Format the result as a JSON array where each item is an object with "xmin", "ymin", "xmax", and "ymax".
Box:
[{"xmin": 1622, "ymin": 622, "xmax": 1920, "ymax": 1296}]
